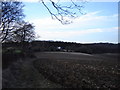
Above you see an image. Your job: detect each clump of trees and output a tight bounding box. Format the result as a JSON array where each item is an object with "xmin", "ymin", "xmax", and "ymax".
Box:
[
  {"xmin": 1, "ymin": 1, "xmax": 35, "ymax": 69},
  {"xmin": 31, "ymin": 41, "xmax": 118, "ymax": 54},
  {"xmin": 0, "ymin": 1, "xmax": 35, "ymax": 43}
]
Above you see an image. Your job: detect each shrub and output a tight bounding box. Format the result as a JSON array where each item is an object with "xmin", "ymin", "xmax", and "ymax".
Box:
[{"xmin": 2, "ymin": 48, "xmax": 24, "ymax": 69}]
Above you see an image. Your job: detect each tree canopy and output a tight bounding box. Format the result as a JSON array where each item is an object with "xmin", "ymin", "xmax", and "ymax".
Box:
[{"xmin": 0, "ymin": 1, "xmax": 35, "ymax": 43}]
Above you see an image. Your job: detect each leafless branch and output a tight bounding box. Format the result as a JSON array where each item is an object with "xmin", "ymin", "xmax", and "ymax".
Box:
[{"xmin": 40, "ymin": 0, "xmax": 86, "ymax": 24}]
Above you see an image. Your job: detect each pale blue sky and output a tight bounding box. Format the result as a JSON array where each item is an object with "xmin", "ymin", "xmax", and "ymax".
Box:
[{"xmin": 23, "ymin": 2, "xmax": 118, "ymax": 43}]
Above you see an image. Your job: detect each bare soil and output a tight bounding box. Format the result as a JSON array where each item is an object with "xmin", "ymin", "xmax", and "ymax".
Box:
[{"xmin": 33, "ymin": 52, "xmax": 119, "ymax": 88}]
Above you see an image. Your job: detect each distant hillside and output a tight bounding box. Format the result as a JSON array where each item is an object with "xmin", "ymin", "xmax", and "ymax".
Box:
[
  {"xmin": 2, "ymin": 40, "xmax": 118, "ymax": 54},
  {"xmin": 31, "ymin": 41, "xmax": 118, "ymax": 54},
  {"xmin": 2, "ymin": 41, "xmax": 118, "ymax": 69}
]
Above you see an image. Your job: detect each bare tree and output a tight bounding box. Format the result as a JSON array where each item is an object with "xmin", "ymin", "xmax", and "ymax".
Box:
[
  {"xmin": 13, "ymin": 21, "xmax": 35, "ymax": 43},
  {"xmin": 0, "ymin": 1, "xmax": 25, "ymax": 42},
  {"xmin": 40, "ymin": 0, "xmax": 86, "ymax": 24},
  {"xmin": 12, "ymin": 21, "xmax": 35, "ymax": 51},
  {"xmin": 0, "ymin": 0, "xmax": 86, "ymax": 42}
]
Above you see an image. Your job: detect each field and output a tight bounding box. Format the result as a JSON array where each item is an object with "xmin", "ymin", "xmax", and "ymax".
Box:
[
  {"xmin": 2, "ymin": 52, "xmax": 119, "ymax": 88},
  {"xmin": 33, "ymin": 52, "xmax": 119, "ymax": 88}
]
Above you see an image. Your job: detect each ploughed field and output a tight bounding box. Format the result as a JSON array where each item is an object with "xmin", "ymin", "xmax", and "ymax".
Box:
[{"xmin": 33, "ymin": 52, "xmax": 119, "ymax": 88}]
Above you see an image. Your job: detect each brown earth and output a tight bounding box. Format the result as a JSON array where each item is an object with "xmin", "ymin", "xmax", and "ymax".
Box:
[{"xmin": 33, "ymin": 52, "xmax": 119, "ymax": 88}]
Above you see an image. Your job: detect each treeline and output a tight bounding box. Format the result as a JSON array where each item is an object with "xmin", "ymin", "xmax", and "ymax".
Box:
[
  {"xmin": 31, "ymin": 41, "xmax": 118, "ymax": 54},
  {"xmin": 2, "ymin": 40, "xmax": 118, "ymax": 54}
]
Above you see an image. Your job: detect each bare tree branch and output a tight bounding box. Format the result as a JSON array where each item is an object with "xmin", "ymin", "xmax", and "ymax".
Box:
[
  {"xmin": 40, "ymin": 0, "xmax": 86, "ymax": 24},
  {"xmin": 0, "ymin": 1, "xmax": 25, "ymax": 42}
]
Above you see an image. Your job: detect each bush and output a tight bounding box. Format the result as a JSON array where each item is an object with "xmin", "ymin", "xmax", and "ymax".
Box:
[{"xmin": 2, "ymin": 48, "xmax": 25, "ymax": 69}]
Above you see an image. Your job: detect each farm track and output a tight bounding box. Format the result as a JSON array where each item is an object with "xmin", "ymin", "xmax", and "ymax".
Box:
[{"xmin": 2, "ymin": 57, "xmax": 62, "ymax": 88}]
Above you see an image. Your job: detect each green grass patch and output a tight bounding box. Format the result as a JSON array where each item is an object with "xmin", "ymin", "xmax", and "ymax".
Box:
[{"xmin": 14, "ymin": 50, "xmax": 22, "ymax": 54}]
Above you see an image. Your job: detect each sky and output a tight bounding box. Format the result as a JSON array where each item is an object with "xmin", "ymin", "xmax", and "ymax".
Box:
[{"xmin": 22, "ymin": 1, "xmax": 118, "ymax": 43}]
